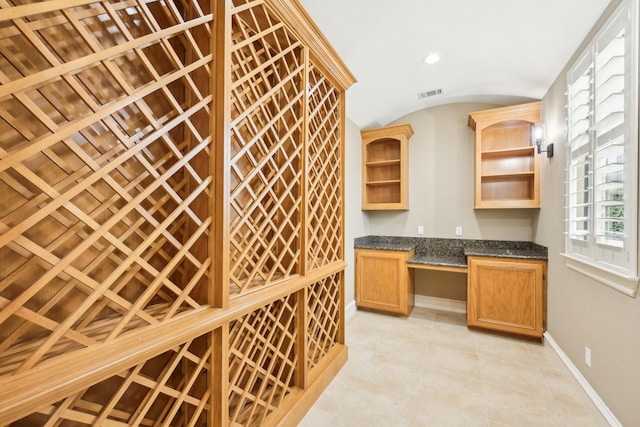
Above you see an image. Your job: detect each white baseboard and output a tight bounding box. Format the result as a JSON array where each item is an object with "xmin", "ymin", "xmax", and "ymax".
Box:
[
  {"xmin": 543, "ymin": 332, "xmax": 621, "ymax": 427},
  {"xmin": 414, "ymin": 295, "xmax": 466, "ymax": 314},
  {"xmin": 344, "ymin": 300, "xmax": 357, "ymax": 319}
]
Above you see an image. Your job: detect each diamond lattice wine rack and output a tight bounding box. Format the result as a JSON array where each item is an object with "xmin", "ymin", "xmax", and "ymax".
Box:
[{"xmin": 0, "ymin": 0, "xmax": 354, "ymax": 424}]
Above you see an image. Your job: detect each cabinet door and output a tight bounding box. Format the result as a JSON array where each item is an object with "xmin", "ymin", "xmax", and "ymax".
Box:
[
  {"xmin": 355, "ymin": 249, "xmax": 413, "ymax": 315},
  {"xmin": 467, "ymin": 257, "xmax": 545, "ymax": 338}
]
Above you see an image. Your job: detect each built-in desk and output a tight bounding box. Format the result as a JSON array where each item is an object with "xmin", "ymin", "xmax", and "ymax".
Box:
[
  {"xmin": 407, "ymin": 254, "xmax": 468, "ymax": 273},
  {"xmin": 354, "ymin": 236, "xmax": 548, "ymax": 338},
  {"xmin": 354, "ymin": 235, "xmax": 547, "ymax": 265}
]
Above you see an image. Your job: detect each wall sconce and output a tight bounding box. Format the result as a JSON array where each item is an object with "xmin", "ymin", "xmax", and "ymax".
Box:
[{"xmin": 531, "ymin": 123, "xmax": 554, "ymax": 158}]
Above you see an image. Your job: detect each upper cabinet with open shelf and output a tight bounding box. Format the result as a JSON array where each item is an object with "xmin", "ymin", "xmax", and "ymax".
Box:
[
  {"xmin": 361, "ymin": 124, "xmax": 413, "ymax": 210},
  {"xmin": 468, "ymin": 102, "xmax": 542, "ymax": 209}
]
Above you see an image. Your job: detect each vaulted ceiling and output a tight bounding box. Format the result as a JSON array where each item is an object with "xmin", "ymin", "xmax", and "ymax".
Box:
[{"xmin": 300, "ymin": 0, "xmax": 612, "ymax": 129}]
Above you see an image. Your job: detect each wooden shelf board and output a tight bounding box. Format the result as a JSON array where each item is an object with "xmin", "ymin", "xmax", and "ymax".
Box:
[
  {"xmin": 407, "ymin": 263, "xmax": 468, "ymax": 273},
  {"xmin": 481, "ymin": 171, "xmax": 535, "ymax": 180},
  {"xmin": 0, "ymin": 303, "xmax": 183, "ymax": 378},
  {"xmin": 366, "ymin": 159, "xmax": 401, "ymax": 167},
  {"xmin": 475, "ymin": 199, "xmax": 541, "ymax": 209},
  {"xmin": 365, "ymin": 180, "xmax": 401, "ymax": 186},
  {"xmin": 362, "ymin": 203, "xmax": 406, "ymax": 211},
  {"xmin": 481, "ymin": 146, "xmax": 535, "ymax": 158}
]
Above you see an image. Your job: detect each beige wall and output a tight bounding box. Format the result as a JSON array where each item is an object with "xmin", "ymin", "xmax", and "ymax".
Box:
[
  {"xmin": 344, "ymin": 118, "xmax": 368, "ymax": 307},
  {"xmin": 538, "ymin": 1, "xmax": 640, "ymax": 425},
  {"xmin": 363, "ymin": 102, "xmax": 539, "ymax": 300},
  {"xmin": 370, "ymin": 102, "xmax": 538, "ymax": 241}
]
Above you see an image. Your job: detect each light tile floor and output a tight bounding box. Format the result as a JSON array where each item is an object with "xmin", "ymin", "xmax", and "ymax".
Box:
[{"xmin": 300, "ymin": 308, "xmax": 608, "ymax": 427}]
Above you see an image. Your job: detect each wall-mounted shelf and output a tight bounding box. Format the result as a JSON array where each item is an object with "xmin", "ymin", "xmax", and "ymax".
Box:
[
  {"xmin": 366, "ymin": 179, "xmax": 402, "ymax": 185},
  {"xmin": 468, "ymin": 102, "xmax": 542, "ymax": 209},
  {"xmin": 361, "ymin": 124, "xmax": 413, "ymax": 210},
  {"xmin": 366, "ymin": 159, "xmax": 402, "ymax": 167}
]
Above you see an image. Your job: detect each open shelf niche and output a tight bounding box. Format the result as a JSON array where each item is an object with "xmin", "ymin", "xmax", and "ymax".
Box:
[
  {"xmin": 468, "ymin": 101, "xmax": 542, "ymax": 209},
  {"xmin": 361, "ymin": 123, "xmax": 414, "ymax": 210}
]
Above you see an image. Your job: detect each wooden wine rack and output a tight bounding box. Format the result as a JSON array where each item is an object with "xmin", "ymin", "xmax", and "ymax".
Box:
[{"xmin": 0, "ymin": 0, "xmax": 354, "ymax": 424}]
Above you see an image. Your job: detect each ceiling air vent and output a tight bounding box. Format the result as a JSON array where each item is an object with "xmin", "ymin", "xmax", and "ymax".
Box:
[{"xmin": 417, "ymin": 88, "xmax": 443, "ymax": 100}]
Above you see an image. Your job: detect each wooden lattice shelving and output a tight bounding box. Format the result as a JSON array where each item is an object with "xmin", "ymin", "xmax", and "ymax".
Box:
[
  {"xmin": 228, "ymin": 293, "xmax": 299, "ymax": 425},
  {"xmin": 306, "ymin": 273, "xmax": 342, "ymax": 373},
  {"xmin": 228, "ymin": 0, "xmax": 304, "ymax": 298},
  {"xmin": 11, "ymin": 334, "xmax": 212, "ymax": 426},
  {"xmin": 0, "ymin": 0, "xmax": 213, "ymax": 375},
  {"xmin": 0, "ymin": 0, "xmax": 354, "ymax": 425},
  {"xmin": 306, "ymin": 62, "xmax": 343, "ymax": 271}
]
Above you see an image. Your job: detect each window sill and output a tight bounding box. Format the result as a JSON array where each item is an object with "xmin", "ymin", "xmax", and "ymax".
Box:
[{"xmin": 561, "ymin": 253, "xmax": 639, "ymax": 297}]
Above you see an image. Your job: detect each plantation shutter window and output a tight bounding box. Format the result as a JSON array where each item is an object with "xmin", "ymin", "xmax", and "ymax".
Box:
[{"xmin": 564, "ymin": 0, "xmax": 639, "ymax": 296}]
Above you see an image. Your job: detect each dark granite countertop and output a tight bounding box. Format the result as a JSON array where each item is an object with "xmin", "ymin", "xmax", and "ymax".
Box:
[
  {"xmin": 354, "ymin": 235, "xmax": 548, "ymax": 268},
  {"xmin": 353, "ymin": 235, "xmax": 417, "ymax": 252},
  {"xmin": 463, "ymin": 241, "xmax": 548, "ymax": 260}
]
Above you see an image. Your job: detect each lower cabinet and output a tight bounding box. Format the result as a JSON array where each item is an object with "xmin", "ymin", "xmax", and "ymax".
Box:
[
  {"xmin": 467, "ymin": 256, "xmax": 546, "ymax": 338},
  {"xmin": 355, "ymin": 248, "xmax": 414, "ymax": 316}
]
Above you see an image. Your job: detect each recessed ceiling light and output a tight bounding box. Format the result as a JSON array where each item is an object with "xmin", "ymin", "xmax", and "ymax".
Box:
[{"xmin": 423, "ymin": 53, "xmax": 440, "ymax": 65}]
